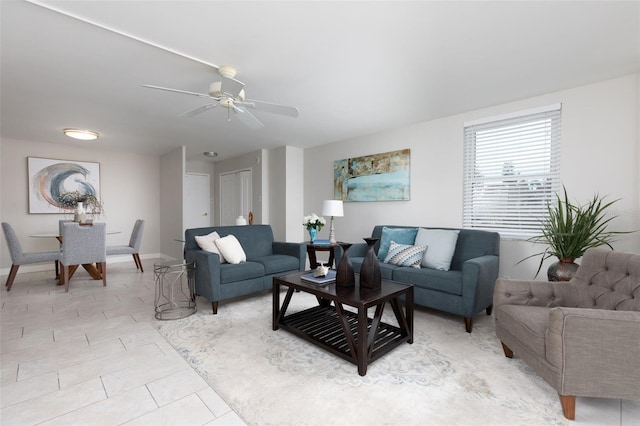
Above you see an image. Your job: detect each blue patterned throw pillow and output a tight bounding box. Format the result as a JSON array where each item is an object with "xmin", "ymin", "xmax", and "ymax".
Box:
[{"xmin": 383, "ymin": 241, "xmax": 427, "ymax": 268}]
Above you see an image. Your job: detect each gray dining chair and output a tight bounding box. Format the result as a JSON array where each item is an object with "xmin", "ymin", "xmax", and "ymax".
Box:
[
  {"xmin": 106, "ymin": 219, "xmax": 145, "ymax": 272},
  {"xmin": 60, "ymin": 222, "xmax": 107, "ymax": 292},
  {"xmin": 55, "ymin": 220, "xmax": 73, "ymax": 277},
  {"xmin": 2, "ymin": 222, "xmax": 60, "ymax": 291}
]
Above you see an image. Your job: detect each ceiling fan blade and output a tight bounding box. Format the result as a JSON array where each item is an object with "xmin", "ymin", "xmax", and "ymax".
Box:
[
  {"xmin": 243, "ymin": 99, "xmax": 299, "ymax": 117},
  {"xmin": 232, "ymin": 105, "xmax": 264, "ymax": 129},
  {"xmin": 220, "ymin": 76, "xmax": 245, "ymax": 98},
  {"xmin": 142, "ymin": 84, "xmax": 214, "ymax": 99},
  {"xmin": 178, "ymin": 103, "xmax": 218, "ymax": 117}
]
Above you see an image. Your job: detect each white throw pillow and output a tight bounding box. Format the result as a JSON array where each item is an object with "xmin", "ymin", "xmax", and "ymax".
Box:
[
  {"xmin": 194, "ymin": 231, "xmax": 227, "ymax": 263},
  {"xmin": 214, "ymin": 235, "xmax": 247, "ymax": 264},
  {"xmin": 414, "ymin": 228, "xmax": 460, "ymax": 271}
]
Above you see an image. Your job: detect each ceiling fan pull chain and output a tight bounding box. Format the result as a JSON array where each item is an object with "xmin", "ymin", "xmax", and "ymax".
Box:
[{"xmin": 227, "ymin": 105, "xmax": 231, "ymax": 122}]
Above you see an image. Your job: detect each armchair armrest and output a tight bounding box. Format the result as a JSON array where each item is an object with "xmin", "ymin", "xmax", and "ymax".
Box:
[
  {"xmin": 273, "ymin": 242, "xmax": 306, "ymax": 271},
  {"xmin": 545, "ymin": 307, "xmax": 640, "ymax": 399},
  {"xmin": 493, "ymin": 278, "xmax": 579, "ymax": 309}
]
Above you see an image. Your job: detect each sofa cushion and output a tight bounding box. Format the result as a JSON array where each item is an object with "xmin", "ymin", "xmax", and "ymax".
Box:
[
  {"xmin": 250, "ymin": 255, "xmax": 300, "ymax": 275},
  {"xmin": 378, "ymin": 226, "xmax": 418, "ymax": 260},
  {"xmin": 393, "ymin": 267, "xmax": 463, "ymax": 295},
  {"xmin": 415, "ymin": 228, "xmax": 459, "ymax": 271},
  {"xmin": 495, "ymin": 305, "xmax": 550, "ymax": 357},
  {"xmin": 219, "ymin": 262, "xmax": 265, "ymax": 283},
  {"xmin": 215, "ymin": 235, "xmax": 247, "ymax": 264},
  {"xmin": 384, "ymin": 241, "xmax": 426, "ymax": 268},
  {"xmin": 194, "ymin": 231, "xmax": 227, "ymax": 263}
]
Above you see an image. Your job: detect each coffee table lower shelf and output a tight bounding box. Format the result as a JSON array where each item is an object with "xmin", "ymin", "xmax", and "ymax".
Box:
[{"xmin": 279, "ymin": 305, "xmax": 409, "ymax": 367}]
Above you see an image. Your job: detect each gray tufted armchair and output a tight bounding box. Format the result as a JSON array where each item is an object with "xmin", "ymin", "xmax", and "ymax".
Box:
[{"xmin": 493, "ymin": 248, "xmax": 640, "ymax": 420}]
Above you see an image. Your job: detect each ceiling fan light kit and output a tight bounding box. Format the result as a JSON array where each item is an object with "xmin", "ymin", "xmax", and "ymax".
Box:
[
  {"xmin": 63, "ymin": 128, "xmax": 99, "ymax": 140},
  {"xmin": 208, "ymin": 81, "xmax": 245, "ymax": 101},
  {"xmin": 143, "ymin": 64, "xmax": 298, "ymax": 129}
]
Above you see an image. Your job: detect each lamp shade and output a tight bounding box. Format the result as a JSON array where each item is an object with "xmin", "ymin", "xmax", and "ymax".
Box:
[{"xmin": 322, "ymin": 200, "xmax": 343, "ymax": 217}]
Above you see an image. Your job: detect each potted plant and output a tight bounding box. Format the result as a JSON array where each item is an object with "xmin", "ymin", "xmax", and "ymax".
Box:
[
  {"xmin": 58, "ymin": 191, "xmax": 104, "ymax": 222},
  {"xmin": 523, "ymin": 186, "xmax": 630, "ymax": 281}
]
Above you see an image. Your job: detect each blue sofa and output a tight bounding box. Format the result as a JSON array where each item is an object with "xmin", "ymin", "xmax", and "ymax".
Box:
[
  {"xmin": 184, "ymin": 225, "xmax": 305, "ymax": 314},
  {"xmin": 336, "ymin": 225, "xmax": 500, "ymax": 332}
]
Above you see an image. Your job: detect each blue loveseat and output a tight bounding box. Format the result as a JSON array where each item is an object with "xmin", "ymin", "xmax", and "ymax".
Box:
[
  {"xmin": 337, "ymin": 225, "xmax": 500, "ymax": 332},
  {"xmin": 184, "ymin": 225, "xmax": 305, "ymax": 314}
]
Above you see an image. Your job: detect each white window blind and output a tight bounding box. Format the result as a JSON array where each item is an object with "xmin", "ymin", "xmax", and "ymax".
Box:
[{"xmin": 463, "ymin": 105, "xmax": 561, "ymax": 239}]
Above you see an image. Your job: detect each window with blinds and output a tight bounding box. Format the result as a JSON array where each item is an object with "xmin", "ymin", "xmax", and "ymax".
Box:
[{"xmin": 463, "ymin": 104, "xmax": 561, "ymax": 239}]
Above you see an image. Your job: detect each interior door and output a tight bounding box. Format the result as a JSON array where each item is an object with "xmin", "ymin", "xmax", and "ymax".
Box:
[
  {"xmin": 220, "ymin": 169, "xmax": 252, "ymax": 225},
  {"xmin": 237, "ymin": 170, "xmax": 252, "ymax": 220},
  {"xmin": 184, "ymin": 173, "xmax": 210, "ymax": 229}
]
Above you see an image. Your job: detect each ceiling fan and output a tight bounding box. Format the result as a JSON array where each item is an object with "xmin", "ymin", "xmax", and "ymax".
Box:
[{"xmin": 143, "ymin": 65, "xmax": 299, "ymax": 129}]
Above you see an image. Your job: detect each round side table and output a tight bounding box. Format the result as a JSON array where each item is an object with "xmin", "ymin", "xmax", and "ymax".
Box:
[
  {"xmin": 306, "ymin": 242, "xmax": 340, "ymax": 269},
  {"xmin": 154, "ymin": 259, "xmax": 196, "ymax": 320}
]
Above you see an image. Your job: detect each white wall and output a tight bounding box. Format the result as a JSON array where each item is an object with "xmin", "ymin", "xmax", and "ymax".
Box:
[
  {"xmin": 304, "ymin": 74, "xmax": 640, "ymax": 280},
  {"xmin": 264, "ymin": 146, "xmax": 304, "ymax": 242},
  {"xmin": 160, "ymin": 146, "xmax": 185, "ymax": 260},
  {"xmin": 267, "ymin": 146, "xmax": 286, "ymax": 239},
  {"xmin": 0, "ymin": 138, "xmax": 161, "ymax": 272},
  {"xmin": 285, "ymin": 146, "xmax": 304, "ymax": 242}
]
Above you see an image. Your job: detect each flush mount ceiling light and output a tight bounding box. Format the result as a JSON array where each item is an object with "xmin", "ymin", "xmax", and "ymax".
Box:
[
  {"xmin": 63, "ymin": 128, "xmax": 99, "ymax": 140},
  {"xmin": 203, "ymin": 151, "xmax": 218, "ymax": 158}
]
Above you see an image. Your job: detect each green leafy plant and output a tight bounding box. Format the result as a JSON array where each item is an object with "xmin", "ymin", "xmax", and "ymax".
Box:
[
  {"xmin": 522, "ymin": 186, "xmax": 630, "ymax": 277},
  {"xmin": 57, "ymin": 191, "xmax": 104, "ymax": 216}
]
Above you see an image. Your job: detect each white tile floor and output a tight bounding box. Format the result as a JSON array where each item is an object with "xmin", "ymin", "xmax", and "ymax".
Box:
[
  {"xmin": 3, "ymin": 260, "xmax": 639, "ymax": 425},
  {"xmin": 0, "ymin": 259, "xmax": 247, "ymax": 426}
]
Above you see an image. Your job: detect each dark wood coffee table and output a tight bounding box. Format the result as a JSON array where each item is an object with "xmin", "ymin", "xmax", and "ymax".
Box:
[{"xmin": 272, "ymin": 272, "xmax": 413, "ymax": 376}]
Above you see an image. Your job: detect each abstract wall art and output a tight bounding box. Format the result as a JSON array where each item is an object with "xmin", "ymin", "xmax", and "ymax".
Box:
[
  {"xmin": 28, "ymin": 157, "xmax": 100, "ymax": 213},
  {"xmin": 334, "ymin": 149, "xmax": 410, "ymax": 202}
]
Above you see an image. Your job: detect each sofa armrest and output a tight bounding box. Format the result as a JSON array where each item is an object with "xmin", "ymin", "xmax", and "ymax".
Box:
[
  {"xmin": 493, "ymin": 278, "xmax": 579, "ymax": 309},
  {"xmin": 545, "ymin": 307, "xmax": 640, "ymax": 398},
  {"xmin": 461, "ymin": 255, "xmax": 499, "ymax": 314},
  {"xmin": 272, "ymin": 242, "xmax": 306, "ymax": 271},
  {"xmin": 347, "ymin": 243, "xmax": 369, "ymax": 257},
  {"xmin": 185, "ymin": 249, "xmax": 221, "ymax": 302},
  {"xmin": 334, "ymin": 242, "xmax": 368, "ymax": 266}
]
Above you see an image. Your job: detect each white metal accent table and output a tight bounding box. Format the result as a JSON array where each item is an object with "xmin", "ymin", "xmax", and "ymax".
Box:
[{"xmin": 154, "ymin": 259, "xmax": 196, "ymax": 320}]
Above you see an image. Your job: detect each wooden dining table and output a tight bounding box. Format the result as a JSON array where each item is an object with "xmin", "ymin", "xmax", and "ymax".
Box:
[{"xmin": 30, "ymin": 231, "xmax": 120, "ymax": 282}]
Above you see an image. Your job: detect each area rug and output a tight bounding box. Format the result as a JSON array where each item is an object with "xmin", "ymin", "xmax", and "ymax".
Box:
[{"xmin": 154, "ymin": 291, "xmax": 565, "ymax": 425}]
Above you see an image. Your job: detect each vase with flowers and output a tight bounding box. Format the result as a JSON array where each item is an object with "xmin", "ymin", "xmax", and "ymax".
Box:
[
  {"xmin": 303, "ymin": 213, "xmax": 326, "ymax": 243},
  {"xmin": 58, "ymin": 191, "xmax": 104, "ymax": 223}
]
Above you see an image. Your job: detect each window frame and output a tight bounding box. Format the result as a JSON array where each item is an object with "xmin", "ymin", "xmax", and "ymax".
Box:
[{"xmin": 463, "ymin": 104, "xmax": 562, "ymax": 239}]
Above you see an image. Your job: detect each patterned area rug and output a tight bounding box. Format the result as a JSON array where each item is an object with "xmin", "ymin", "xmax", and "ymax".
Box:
[{"xmin": 155, "ymin": 291, "xmax": 565, "ymax": 425}]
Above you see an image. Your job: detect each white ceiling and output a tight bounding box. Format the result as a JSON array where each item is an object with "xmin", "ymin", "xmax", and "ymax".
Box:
[{"xmin": 2, "ymin": 1, "xmax": 639, "ymax": 162}]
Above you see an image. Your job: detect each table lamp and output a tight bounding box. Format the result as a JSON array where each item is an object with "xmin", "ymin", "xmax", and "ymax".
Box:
[{"xmin": 322, "ymin": 200, "xmax": 344, "ymax": 244}]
